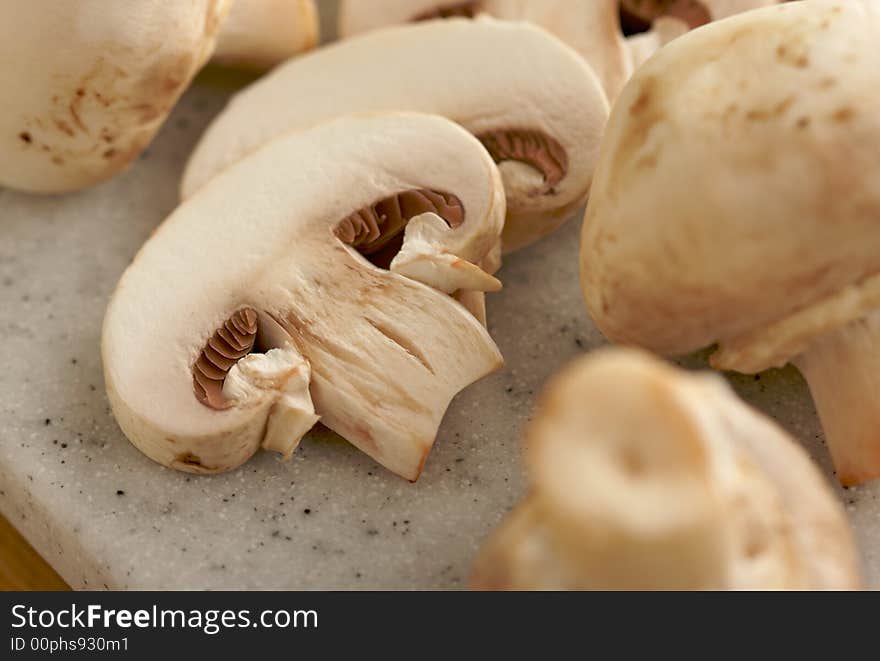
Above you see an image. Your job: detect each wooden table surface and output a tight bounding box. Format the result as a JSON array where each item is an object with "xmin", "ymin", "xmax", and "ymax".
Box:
[{"xmin": 0, "ymin": 514, "xmax": 69, "ymax": 591}]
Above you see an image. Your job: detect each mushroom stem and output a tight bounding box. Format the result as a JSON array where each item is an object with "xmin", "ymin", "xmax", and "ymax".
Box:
[
  {"xmin": 794, "ymin": 309, "xmax": 880, "ymax": 486},
  {"xmin": 541, "ymin": 501, "xmax": 730, "ymax": 590},
  {"xmin": 213, "ymin": 0, "xmax": 318, "ymax": 69}
]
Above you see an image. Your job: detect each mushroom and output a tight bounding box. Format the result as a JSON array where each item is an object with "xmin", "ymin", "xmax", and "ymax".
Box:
[
  {"xmin": 212, "ymin": 0, "xmax": 319, "ymax": 69},
  {"xmin": 0, "ymin": 0, "xmax": 232, "ymax": 194},
  {"xmin": 337, "ymin": 1, "xmax": 786, "ymax": 102},
  {"xmin": 181, "ymin": 18, "xmax": 609, "ymax": 253},
  {"xmin": 622, "ymin": 0, "xmax": 786, "ymax": 68},
  {"xmin": 338, "ymin": 0, "xmax": 632, "ymax": 102},
  {"xmin": 103, "ymin": 112, "xmax": 505, "ymax": 481},
  {"xmin": 580, "ymin": 0, "xmax": 880, "ymax": 485},
  {"xmin": 471, "ymin": 349, "xmax": 861, "ymax": 590}
]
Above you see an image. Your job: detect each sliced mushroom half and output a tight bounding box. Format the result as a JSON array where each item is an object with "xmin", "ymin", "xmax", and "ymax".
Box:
[
  {"xmin": 339, "ymin": 0, "xmax": 632, "ymax": 101},
  {"xmin": 0, "ymin": 0, "xmax": 231, "ymax": 193},
  {"xmin": 471, "ymin": 350, "xmax": 861, "ymax": 590},
  {"xmin": 104, "ymin": 113, "xmax": 505, "ymax": 481},
  {"xmin": 581, "ymin": 0, "xmax": 880, "ymax": 485},
  {"xmin": 182, "ymin": 18, "xmax": 609, "ymax": 253},
  {"xmin": 337, "ymin": 1, "xmax": 785, "ymax": 101}
]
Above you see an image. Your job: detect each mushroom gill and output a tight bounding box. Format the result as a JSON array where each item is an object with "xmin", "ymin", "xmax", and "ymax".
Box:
[
  {"xmin": 476, "ymin": 129, "xmax": 569, "ymax": 193},
  {"xmin": 335, "ymin": 188, "xmax": 464, "ymax": 267},
  {"xmin": 619, "ymin": 0, "xmax": 712, "ymax": 35},
  {"xmin": 412, "ymin": 1, "xmax": 481, "ymax": 21},
  {"xmin": 193, "ymin": 307, "xmax": 259, "ymax": 410}
]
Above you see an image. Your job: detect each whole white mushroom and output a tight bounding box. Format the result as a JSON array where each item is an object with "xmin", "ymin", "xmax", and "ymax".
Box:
[
  {"xmin": 0, "ymin": 1, "xmax": 232, "ymax": 194},
  {"xmin": 582, "ymin": 0, "xmax": 880, "ymax": 485}
]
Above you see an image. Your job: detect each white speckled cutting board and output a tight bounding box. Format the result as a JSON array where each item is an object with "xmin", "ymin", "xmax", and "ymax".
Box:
[{"xmin": 1, "ymin": 0, "xmax": 878, "ymax": 590}]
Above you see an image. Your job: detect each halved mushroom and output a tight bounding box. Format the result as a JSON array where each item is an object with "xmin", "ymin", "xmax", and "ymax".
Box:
[
  {"xmin": 623, "ymin": 0, "xmax": 786, "ymax": 68},
  {"xmin": 471, "ymin": 349, "xmax": 861, "ymax": 590},
  {"xmin": 182, "ymin": 18, "xmax": 609, "ymax": 253},
  {"xmin": 212, "ymin": 0, "xmax": 319, "ymax": 69},
  {"xmin": 103, "ymin": 112, "xmax": 505, "ymax": 481},
  {"xmin": 337, "ymin": 1, "xmax": 785, "ymax": 102},
  {"xmin": 0, "ymin": 0, "xmax": 231, "ymax": 194},
  {"xmin": 581, "ymin": 0, "xmax": 880, "ymax": 485},
  {"xmin": 338, "ymin": 0, "xmax": 632, "ymax": 102}
]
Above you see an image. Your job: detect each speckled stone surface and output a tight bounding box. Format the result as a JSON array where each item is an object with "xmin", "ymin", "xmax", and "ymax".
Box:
[{"xmin": 2, "ymin": 1, "xmax": 879, "ymax": 590}]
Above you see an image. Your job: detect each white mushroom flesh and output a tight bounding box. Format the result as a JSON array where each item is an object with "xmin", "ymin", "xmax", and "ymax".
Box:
[{"xmin": 339, "ymin": 0, "xmax": 632, "ymax": 102}]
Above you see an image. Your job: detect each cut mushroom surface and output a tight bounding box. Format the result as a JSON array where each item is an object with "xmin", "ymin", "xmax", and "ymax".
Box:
[
  {"xmin": 471, "ymin": 350, "xmax": 862, "ymax": 590},
  {"xmin": 212, "ymin": 0, "xmax": 319, "ymax": 69},
  {"xmin": 339, "ymin": 0, "xmax": 632, "ymax": 102},
  {"xmin": 581, "ymin": 0, "xmax": 880, "ymax": 484},
  {"xmin": 182, "ymin": 17, "xmax": 609, "ymax": 253},
  {"xmin": 0, "ymin": 0, "xmax": 231, "ymax": 193},
  {"xmin": 104, "ymin": 113, "xmax": 505, "ymax": 481}
]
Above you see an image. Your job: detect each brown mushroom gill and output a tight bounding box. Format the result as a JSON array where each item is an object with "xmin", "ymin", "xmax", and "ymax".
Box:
[
  {"xmin": 619, "ymin": 0, "xmax": 711, "ymax": 35},
  {"xmin": 335, "ymin": 188, "xmax": 464, "ymax": 268},
  {"xmin": 412, "ymin": 1, "xmax": 481, "ymax": 21},
  {"xmin": 193, "ymin": 307, "xmax": 258, "ymax": 410},
  {"xmin": 476, "ymin": 129, "xmax": 568, "ymax": 193}
]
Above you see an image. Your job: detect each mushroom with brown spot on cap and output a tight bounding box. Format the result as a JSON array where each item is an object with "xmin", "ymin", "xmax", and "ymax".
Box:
[
  {"xmin": 471, "ymin": 349, "xmax": 861, "ymax": 590},
  {"xmin": 0, "ymin": 0, "xmax": 232, "ymax": 194},
  {"xmin": 103, "ymin": 112, "xmax": 505, "ymax": 481},
  {"xmin": 581, "ymin": 0, "xmax": 880, "ymax": 486},
  {"xmin": 182, "ymin": 17, "xmax": 609, "ymax": 254}
]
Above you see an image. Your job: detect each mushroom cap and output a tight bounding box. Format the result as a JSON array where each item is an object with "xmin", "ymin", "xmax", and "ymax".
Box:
[
  {"xmin": 582, "ymin": 0, "xmax": 880, "ymax": 359},
  {"xmin": 0, "ymin": 0, "xmax": 230, "ymax": 193},
  {"xmin": 103, "ymin": 112, "xmax": 505, "ymax": 481},
  {"xmin": 472, "ymin": 349, "xmax": 861, "ymax": 589},
  {"xmin": 183, "ymin": 17, "xmax": 609, "ymax": 252},
  {"xmin": 213, "ymin": 0, "xmax": 319, "ymax": 69},
  {"xmin": 338, "ymin": 0, "xmax": 631, "ymax": 102}
]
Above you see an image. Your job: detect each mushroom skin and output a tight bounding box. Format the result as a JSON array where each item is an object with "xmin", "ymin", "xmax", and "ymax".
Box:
[
  {"xmin": 104, "ymin": 113, "xmax": 505, "ymax": 481},
  {"xmin": 212, "ymin": 0, "xmax": 319, "ymax": 69},
  {"xmin": 182, "ymin": 18, "xmax": 609, "ymax": 253},
  {"xmin": 471, "ymin": 350, "xmax": 861, "ymax": 590},
  {"xmin": 581, "ymin": 0, "xmax": 880, "ymax": 485},
  {"xmin": 0, "ymin": 0, "xmax": 231, "ymax": 194},
  {"xmin": 339, "ymin": 0, "xmax": 632, "ymax": 102}
]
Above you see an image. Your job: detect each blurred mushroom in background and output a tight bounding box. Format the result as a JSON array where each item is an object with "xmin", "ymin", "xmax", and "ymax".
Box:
[{"xmin": 472, "ymin": 349, "xmax": 861, "ymax": 590}]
